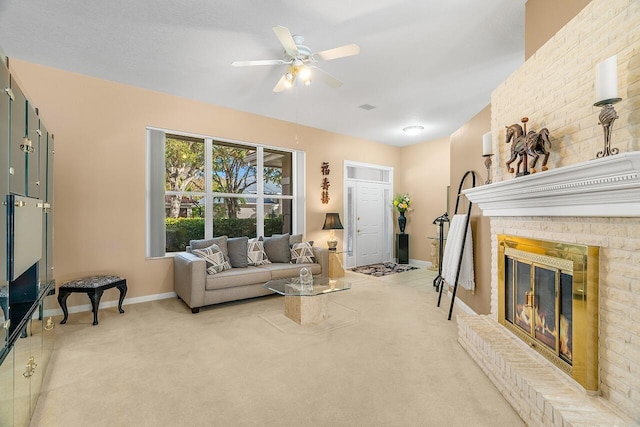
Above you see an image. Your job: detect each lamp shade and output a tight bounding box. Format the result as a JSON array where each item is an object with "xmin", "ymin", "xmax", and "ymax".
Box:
[{"xmin": 322, "ymin": 213, "xmax": 344, "ymax": 230}]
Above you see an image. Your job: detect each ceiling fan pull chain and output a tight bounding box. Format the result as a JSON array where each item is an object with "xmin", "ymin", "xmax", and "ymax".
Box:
[{"xmin": 295, "ymin": 84, "xmax": 300, "ymax": 144}]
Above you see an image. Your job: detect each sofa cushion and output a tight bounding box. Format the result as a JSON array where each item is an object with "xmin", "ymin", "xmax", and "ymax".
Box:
[
  {"xmin": 190, "ymin": 236, "xmax": 229, "ymax": 258},
  {"xmin": 192, "ymin": 244, "xmax": 232, "ymax": 275},
  {"xmin": 290, "ymin": 242, "xmax": 316, "ymax": 264},
  {"xmin": 259, "ymin": 262, "xmax": 321, "ymax": 280},
  {"xmin": 272, "ymin": 233, "xmax": 303, "ymax": 245},
  {"xmin": 227, "ymin": 236, "xmax": 249, "ymax": 268},
  {"xmin": 204, "ymin": 266, "xmax": 272, "ymax": 291},
  {"xmin": 263, "ymin": 233, "xmax": 291, "ymax": 263},
  {"xmin": 247, "ymin": 238, "xmax": 271, "ymax": 266}
]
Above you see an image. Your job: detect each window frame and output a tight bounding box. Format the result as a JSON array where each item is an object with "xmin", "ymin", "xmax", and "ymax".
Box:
[{"xmin": 146, "ymin": 127, "xmax": 305, "ymax": 257}]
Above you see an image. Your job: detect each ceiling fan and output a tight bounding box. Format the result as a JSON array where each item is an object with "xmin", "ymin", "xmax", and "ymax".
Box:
[{"xmin": 232, "ymin": 26, "xmax": 360, "ymax": 92}]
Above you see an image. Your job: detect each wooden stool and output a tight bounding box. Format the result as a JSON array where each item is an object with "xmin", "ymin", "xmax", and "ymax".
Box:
[{"xmin": 58, "ymin": 275, "xmax": 127, "ymax": 325}]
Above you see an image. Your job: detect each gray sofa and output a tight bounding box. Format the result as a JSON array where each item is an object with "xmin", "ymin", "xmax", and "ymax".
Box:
[{"xmin": 174, "ymin": 234, "xmax": 328, "ymax": 313}]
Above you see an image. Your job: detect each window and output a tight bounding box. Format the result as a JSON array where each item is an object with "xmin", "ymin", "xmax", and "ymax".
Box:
[{"xmin": 146, "ymin": 129, "xmax": 305, "ymax": 256}]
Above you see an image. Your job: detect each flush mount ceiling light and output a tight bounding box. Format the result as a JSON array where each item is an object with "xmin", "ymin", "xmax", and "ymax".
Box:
[{"xmin": 403, "ymin": 125, "xmax": 424, "ymax": 136}]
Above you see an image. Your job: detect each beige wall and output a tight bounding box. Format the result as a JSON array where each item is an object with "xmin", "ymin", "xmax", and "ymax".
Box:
[
  {"xmin": 525, "ymin": 0, "xmax": 592, "ymax": 59},
  {"xmin": 398, "ymin": 137, "xmax": 450, "ymax": 263},
  {"xmin": 448, "ymin": 106, "xmax": 492, "ymax": 314},
  {"xmin": 9, "ymin": 60, "xmax": 401, "ymax": 307}
]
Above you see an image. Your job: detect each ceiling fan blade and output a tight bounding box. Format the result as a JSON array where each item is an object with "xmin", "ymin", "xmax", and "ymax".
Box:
[
  {"xmin": 311, "ymin": 66, "xmax": 342, "ymax": 88},
  {"xmin": 273, "ymin": 26, "xmax": 299, "ymax": 57},
  {"xmin": 273, "ymin": 74, "xmax": 290, "ymax": 93},
  {"xmin": 232, "ymin": 59, "xmax": 288, "ymax": 67},
  {"xmin": 313, "ymin": 44, "xmax": 360, "ymax": 61}
]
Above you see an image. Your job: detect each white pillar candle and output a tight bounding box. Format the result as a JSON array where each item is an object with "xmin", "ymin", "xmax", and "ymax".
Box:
[
  {"xmin": 595, "ymin": 55, "xmax": 619, "ymax": 103},
  {"xmin": 482, "ymin": 131, "xmax": 493, "ymax": 156}
]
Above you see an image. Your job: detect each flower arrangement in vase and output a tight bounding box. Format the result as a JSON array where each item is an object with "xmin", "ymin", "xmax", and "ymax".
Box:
[{"xmin": 393, "ymin": 194, "xmax": 412, "ymax": 233}]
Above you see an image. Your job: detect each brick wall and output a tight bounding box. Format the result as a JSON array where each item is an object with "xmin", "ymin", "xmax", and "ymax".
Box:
[{"xmin": 488, "ymin": 0, "xmax": 640, "ymax": 419}]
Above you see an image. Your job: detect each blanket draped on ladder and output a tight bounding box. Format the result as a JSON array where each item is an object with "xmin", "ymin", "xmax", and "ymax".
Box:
[{"xmin": 441, "ymin": 214, "xmax": 475, "ymax": 292}]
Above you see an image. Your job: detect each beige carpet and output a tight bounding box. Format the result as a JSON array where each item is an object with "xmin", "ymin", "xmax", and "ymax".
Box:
[{"xmin": 30, "ymin": 269, "xmax": 524, "ymax": 427}]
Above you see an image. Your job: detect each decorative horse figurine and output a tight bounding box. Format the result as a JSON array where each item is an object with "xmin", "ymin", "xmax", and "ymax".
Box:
[
  {"xmin": 504, "ymin": 123, "xmax": 527, "ymax": 174},
  {"xmin": 526, "ymin": 128, "xmax": 551, "ymax": 173},
  {"xmin": 505, "ymin": 117, "xmax": 553, "ymax": 176}
]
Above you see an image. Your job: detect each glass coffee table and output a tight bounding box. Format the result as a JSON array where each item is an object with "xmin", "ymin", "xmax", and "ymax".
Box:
[{"xmin": 264, "ymin": 277, "xmax": 351, "ymax": 325}]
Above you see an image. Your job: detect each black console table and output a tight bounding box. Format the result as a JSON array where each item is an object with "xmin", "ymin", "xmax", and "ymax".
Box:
[{"xmin": 396, "ymin": 233, "xmax": 409, "ymax": 264}]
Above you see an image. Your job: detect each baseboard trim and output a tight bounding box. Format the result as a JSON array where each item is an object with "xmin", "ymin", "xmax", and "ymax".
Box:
[
  {"xmin": 441, "ymin": 287, "xmax": 477, "ymax": 316},
  {"xmin": 454, "ymin": 296, "xmax": 476, "ymax": 315},
  {"xmin": 43, "ymin": 291, "xmax": 177, "ymax": 318},
  {"xmin": 409, "ymin": 259, "xmax": 431, "ymax": 268},
  {"xmin": 392, "ymin": 258, "xmax": 432, "ymax": 268}
]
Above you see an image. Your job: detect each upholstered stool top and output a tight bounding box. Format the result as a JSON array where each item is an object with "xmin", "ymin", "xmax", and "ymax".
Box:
[{"xmin": 60, "ymin": 275, "xmax": 125, "ymax": 289}]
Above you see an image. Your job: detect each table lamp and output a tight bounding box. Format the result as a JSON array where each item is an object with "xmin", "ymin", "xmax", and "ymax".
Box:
[{"xmin": 322, "ymin": 212, "xmax": 343, "ymax": 250}]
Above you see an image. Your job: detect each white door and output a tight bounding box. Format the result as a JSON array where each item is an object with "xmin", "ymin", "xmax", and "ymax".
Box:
[
  {"xmin": 356, "ymin": 182, "xmax": 385, "ymax": 266},
  {"xmin": 343, "ymin": 161, "xmax": 393, "ymax": 269}
]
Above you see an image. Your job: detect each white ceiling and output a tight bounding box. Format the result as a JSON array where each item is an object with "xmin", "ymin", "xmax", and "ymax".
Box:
[{"xmin": 0, "ymin": 0, "xmax": 525, "ymax": 147}]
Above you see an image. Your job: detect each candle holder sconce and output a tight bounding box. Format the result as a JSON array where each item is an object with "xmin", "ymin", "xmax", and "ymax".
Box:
[
  {"xmin": 483, "ymin": 155, "xmax": 493, "ymax": 185},
  {"xmin": 594, "ymin": 98, "xmax": 621, "ymax": 158},
  {"xmin": 594, "ymin": 55, "xmax": 622, "ymax": 158},
  {"xmin": 482, "ymin": 131, "xmax": 493, "ymax": 184}
]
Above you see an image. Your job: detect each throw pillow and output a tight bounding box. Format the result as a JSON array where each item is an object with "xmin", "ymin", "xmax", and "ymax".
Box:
[
  {"xmin": 263, "ymin": 233, "xmax": 291, "ymax": 263},
  {"xmin": 190, "ymin": 236, "xmax": 229, "ymax": 258},
  {"xmin": 227, "ymin": 237, "xmax": 249, "ymax": 268},
  {"xmin": 192, "ymin": 244, "xmax": 232, "ymax": 274},
  {"xmin": 289, "ymin": 234, "xmax": 303, "ymax": 245},
  {"xmin": 290, "ymin": 242, "xmax": 317, "ymax": 264},
  {"xmin": 247, "ymin": 238, "xmax": 271, "ymax": 266},
  {"xmin": 273, "ymin": 233, "xmax": 303, "ymax": 246}
]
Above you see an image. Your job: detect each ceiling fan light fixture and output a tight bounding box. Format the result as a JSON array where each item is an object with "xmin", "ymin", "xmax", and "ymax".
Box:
[
  {"xmin": 403, "ymin": 125, "xmax": 424, "ymax": 136},
  {"xmin": 298, "ymin": 65, "xmax": 311, "ymax": 81},
  {"xmin": 234, "ymin": 25, "xmax": 358, "ymax": 93}
]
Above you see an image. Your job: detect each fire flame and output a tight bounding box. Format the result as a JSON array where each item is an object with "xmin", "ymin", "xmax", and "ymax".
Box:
[
  {"xmin": 515, "ymin": 304, "xmax": 572, "ymax": 361},
  {"xmin": 560, "ymin": 315, "xmax": 572, "ymax": 360}
]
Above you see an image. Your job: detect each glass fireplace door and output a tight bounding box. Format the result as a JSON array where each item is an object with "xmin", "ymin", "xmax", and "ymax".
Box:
[
  {"xmin": 505, "ymin": 254, "xmax": 574, "ymax": 365},
  {"xmin": 533, "ymin": 266, "xmax": 558, "ymax": 352}
]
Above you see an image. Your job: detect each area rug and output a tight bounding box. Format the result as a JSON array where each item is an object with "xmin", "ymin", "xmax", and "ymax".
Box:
[{"xmin": 350, "ymin": 262, "xmax": 418, "ymax": 277}]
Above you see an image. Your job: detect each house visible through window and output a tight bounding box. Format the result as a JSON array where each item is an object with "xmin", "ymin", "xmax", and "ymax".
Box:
[{"xmin": 146, "ymin": 129, "xmax": 305, "ymax": 256}]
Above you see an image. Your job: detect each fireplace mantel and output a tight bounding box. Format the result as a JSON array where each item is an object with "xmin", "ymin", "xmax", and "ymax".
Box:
[{"xmin": 463, "ymin": 152, "xmax": 640, "ymax": 217}]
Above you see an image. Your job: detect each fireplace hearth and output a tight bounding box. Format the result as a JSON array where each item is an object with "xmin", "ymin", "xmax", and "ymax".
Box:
[{"xmin": 498, "ymin": 235, "xmax": 599, "ymax": 391}]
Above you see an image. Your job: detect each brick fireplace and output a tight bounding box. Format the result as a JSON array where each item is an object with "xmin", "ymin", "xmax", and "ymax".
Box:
[
  {"xmin": 452, "ymin": 0, "xmax": 639, "ymax": 424},
  {"xmin": 461, "ymin": 153, "xmax": 640, "ymax": 425}
]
